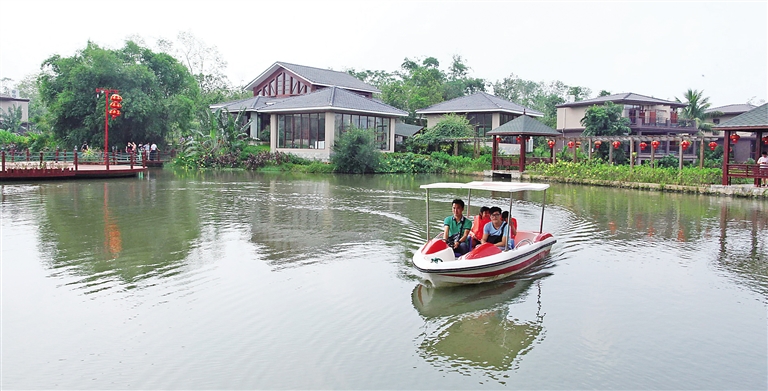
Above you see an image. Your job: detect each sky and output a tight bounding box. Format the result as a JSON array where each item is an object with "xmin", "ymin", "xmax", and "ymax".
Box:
[{"xmin": 1, "ymin": 0, "xmax": 766, "ymax": 108}]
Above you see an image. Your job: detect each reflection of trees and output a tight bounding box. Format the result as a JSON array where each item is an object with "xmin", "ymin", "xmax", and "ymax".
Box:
[
  {"xmin": 33, "ymin": 174, "xmax": 202, "ymax": 293},
  {"xmin": 549, "ymin": 183, "xmax": 767, "ymax": 296},
  {"xmin": 550, "ymin": 183, "xmax": 767, "ymax": 243},
  {"xmin": 412, "ymin": 278, "xmax": 546, "ymax": 377}
]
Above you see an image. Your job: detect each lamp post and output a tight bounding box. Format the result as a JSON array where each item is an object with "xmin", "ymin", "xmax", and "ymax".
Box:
[{"xmin": 95, "ymin": 88, "xmax": 122, "ymax": 170}]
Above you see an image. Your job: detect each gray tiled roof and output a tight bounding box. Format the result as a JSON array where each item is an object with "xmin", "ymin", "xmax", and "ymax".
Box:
[
  {"xmin": 487, "ymin": 115, "xmax": 560, "ymax": 136},
  {"xmin": 714, "ymin": 103, "xmax": 768, "ymax": 129},
  {"xmin": 244, "ymin": 62, "xmax": 380, "ymax": 94},
  {"xmin": 415, "ymin": 92, "xmax": 543, "ymax": 116},
  {"xmin": 210, "ymin": 96, "xmax": 283, "ymax": 112},
  {"xmin": 556, "ymin": 92, "xmax": 686, "ymax": 108},
  {"xmin": 395, "ymin": 123, "xmax": 423, "ymax": 137},
  {"xmin": 257, "ymin": 87, "xmax": 407, "ymax": 117},
  {"xmin": 705, "ymin": 103, "xmax": 757, "ymax": 115}
]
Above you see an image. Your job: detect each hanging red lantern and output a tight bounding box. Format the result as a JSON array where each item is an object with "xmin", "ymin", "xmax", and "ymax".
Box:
[
  {"xmin": 109, "ymin": 101, "xmax": 122, "ymax": 110},
  {"xmin": 762, "ymin": 136, "xmax": 768, "ymax": 144},
  {"xmin": 730, "ymin": 133, "xmax": 740, "ymax": 143},
  {"xmin": 681, "ymin": 140, "xmax": 691, "ymax": 150},
  {"xmin": 496, "ymin": 136, "xmax": 501, "ymax": 142},
  {"xmin": 110, "ymin": 93, "xmax": 123, "ymax": 102},
  {"xmin": 651, "ymin": 140, "xmax": 660, "ymax": 150},
  {"xmin": 639, "ymin": 142, "xmax": 647, "ymax": 150},
  {"xmin": 708, "ymin": 141, "xmax": 717, "ymax": 151},
  {"xmin": 109, "ymin": 108, "xmax": 121, "ymax": 119},
  {"xmin": 567, "ymin": 141, "xmax": 575, "ymax": 149},
  {"xmin": 594, "ymin": 140, "xmax": 602, "ymax": 148},
  {"xmin": 612, "ymin": 141, "xmax": 621, "ymax": 149},
  {"xmin": 547, "ymin": 140, "xmax": 555, "ymax": 149},
  {"xmin": 516, "ymin": 136, "xmax": 523, "ymax": 143}
]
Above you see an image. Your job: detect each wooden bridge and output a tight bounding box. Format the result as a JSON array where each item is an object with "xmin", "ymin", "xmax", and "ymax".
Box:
[{"xmin": 0, "ymin": 149, "xmax": 159, "ymax": 181}]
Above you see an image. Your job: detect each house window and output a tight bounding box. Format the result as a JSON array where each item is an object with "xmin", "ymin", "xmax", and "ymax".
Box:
[
  {"xmin": 713, "ymin": 118, "xmax": 720, "ymax": 124},
  {"xmin": 335, "ymin": 113, "xmax": 390, "ymax": 150},
  {"xmin": 277, "ymin": 113, "xmax": 325, "ymax": 149},
  {"xmin": 500, "ymin": 113, "xmax": 516, "ymax": 126},
  {"xmin": 466, "ymin": 113, "xmax": 493, "ymax": 137}
]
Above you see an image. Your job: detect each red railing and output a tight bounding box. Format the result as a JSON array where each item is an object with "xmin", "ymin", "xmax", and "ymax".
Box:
[
  {"xmin": 727, "ymin": 164, "xmax": 768, "ymax": 178},
  {"xmin": 493, "ymin": 156, "xmax": 552, "ymax": 170}
]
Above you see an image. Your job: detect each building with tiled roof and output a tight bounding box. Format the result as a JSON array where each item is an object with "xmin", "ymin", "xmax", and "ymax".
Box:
[
  {"xmin": 556, "ymin": 92, "xmax": 696, "ymax": 152},
  {"xmin": 214, "ymin": 62, "xmax": 406, "ymax": 161},
  {"xmin": 415, "ymin": 92, "xmax": 542, "ymax": 137},
  {"xmin": 244, "ymin": 61, "xmax": 380, "ymax": 98},
  {"xmin": 705, "ymin": 103, "xmax": 757, "ymax": 126}
]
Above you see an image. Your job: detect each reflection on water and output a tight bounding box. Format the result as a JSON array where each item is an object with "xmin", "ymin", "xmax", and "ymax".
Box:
[
  {"xmin": 2, "ymin": 171, "xmax": 766, "ymax": 389},
  {"xmin": 413, "ymin": 276, "xmax": 547, "ymax": 380}
]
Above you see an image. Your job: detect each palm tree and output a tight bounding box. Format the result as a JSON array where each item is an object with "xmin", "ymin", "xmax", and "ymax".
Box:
[{"xmin": 676, "ymin": 89, "xmax": 723, "ymax": 134}]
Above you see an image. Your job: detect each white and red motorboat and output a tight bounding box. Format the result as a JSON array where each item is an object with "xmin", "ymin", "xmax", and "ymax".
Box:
[{"xmin": 412, "ymin": 181, "xmax": 556, "ymax": 287}]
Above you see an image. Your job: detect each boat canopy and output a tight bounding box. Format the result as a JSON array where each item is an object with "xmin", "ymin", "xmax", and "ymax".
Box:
[{"xmin": 420, "ymin": 181, "xmax": 549, "ymax": 193}]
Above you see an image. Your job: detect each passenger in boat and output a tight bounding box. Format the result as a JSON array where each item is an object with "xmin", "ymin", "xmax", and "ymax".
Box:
[
  {"xmin": 482, "ymin": 207, "xmax": 516, "ymax": 250},
  {"xmin": 443, "ymin": 199, "xmax": 472, "ymax": 255},
  {"xmin": 468, "ymin": 206, "xmax": 491, "ymax": 248}
]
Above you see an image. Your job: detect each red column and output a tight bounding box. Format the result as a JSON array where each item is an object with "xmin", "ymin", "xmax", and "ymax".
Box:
[
  {"xmin": 519, "ymin": 136, "xmax": 527, "ymax": 173},
  {"xmin": 491, "ymin": 137, "xmax": 498, "ymax": 170},
  {"xmin": 722, "ymin": 131, "xmax": 731, "ymax": 185}
]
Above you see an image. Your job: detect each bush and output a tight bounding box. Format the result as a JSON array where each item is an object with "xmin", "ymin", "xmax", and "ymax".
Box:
[
  {"xmin": 331, "ymin": 127, "xmax": 380, "ymax": 174},
  {"xmin": 377, "ymin": 152, "xmax": 446, "ymax": 173}
]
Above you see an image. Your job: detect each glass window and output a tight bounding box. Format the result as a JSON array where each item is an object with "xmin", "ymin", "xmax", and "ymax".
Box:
[
  {"xmin": 277, "ymin": 113, "xmax": 326, "ymax": 149},
  {"xmin": 334, "ymin": 113, "xmax": 390, "ymax": 150}
]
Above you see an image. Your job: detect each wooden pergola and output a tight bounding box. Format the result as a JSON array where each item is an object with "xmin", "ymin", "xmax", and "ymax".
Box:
[{"xmin": 712, "ymin": 103, "xmax": 768, "ymax": 186}]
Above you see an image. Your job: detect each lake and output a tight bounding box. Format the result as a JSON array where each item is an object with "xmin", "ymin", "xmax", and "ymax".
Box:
[{"xmin": 2, "ymin": 169, "xmax": 766, "ymax": 389}]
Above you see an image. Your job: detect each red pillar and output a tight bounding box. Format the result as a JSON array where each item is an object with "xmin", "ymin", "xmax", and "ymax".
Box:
[
  {"xmin": 722, "ymin": 131, "xmax": 731, "ymax": 185},
  {"xmin": 519, "ymin": 135, "xmax": 527, "ymax": 173},
  {"xmin": 491, "ymin": 136, "xmax": 498, "ymax": 170}
]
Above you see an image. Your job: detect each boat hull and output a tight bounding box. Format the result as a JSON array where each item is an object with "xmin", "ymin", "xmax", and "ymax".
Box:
[{"xmin": 413, "ymin": 233, "xmax": 555, "ymax": 287}]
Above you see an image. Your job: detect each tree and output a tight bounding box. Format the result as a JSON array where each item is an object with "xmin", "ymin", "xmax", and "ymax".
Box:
[
  {"xmin": 580, "ymin": 102, "xmax": 631, "ymax": 162},
  {"xmin": 492, "ymin": 75, "xmax": 589, "ymax": 128},
  {"xmin": 581, "ymin": 102, "xmax": 631, "ymax": 137},
  {"xmin": 38, "ymin": 40, "xmax": 200, "ymax": 149},
  {"xmin": 410, "ymin": 113, "xmax": 474, "ymax": 154},
  {"xmin": 156, "ymin": 32, "xmax": 246, "ymax": 107},
  {"xmin": 675, "ymin": 89, "xmax": 722, "ymax": 133},
  {"xmin": 0, "ymin": 106, "xmax": 23, "ymax": 132},
  {"xmin": 331, "ymin": 127, "xmax": 380, "ymax": 173}
]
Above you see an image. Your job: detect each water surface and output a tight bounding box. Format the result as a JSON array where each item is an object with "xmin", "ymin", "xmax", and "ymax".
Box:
[{"xmin": 2, "ymin": 169, "xmax": 766, "ymax": 389}]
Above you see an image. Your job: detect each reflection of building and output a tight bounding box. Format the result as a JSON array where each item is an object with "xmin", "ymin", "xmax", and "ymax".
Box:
[
  {"xmin": 212, "ymin": 62, "xmax": 407, "ymax": 161},
  {"xmin": 412, "ymin": 279, "xmax": 545, "ymax": 373},
  {"xmin": 415, "ymin": 92, "xmax": 542, "ymax": 137}
]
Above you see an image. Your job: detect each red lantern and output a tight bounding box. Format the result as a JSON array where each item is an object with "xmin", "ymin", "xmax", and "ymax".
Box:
[
  {"xmin": 109, "ymin": 108, "xmax": 120, "ymax": 119},
  {"xmin": 594, "ymin": 140, "xmax": 602, "ymax": 148},
  {"xmin": 547, "ymin": 140, "xmax": 555, "ymax": 149},
  {"xmin": 110, "ymin": 94, "xmax": 123, "ymax": 102},
  {"xmin": 762, "ymin": 136, "xmax": 768, "ymax": 145},
  {"xmin": 612, "ymin": 141, "xmax": 621, "ymax": 149},
  {"xmin": 681, "ymin": 140, "xmax": 691, "ymax": 150},
  {"xmin": 651, "ymin": 140, "xmax": 660, "ymax": 150},
  {"xmin": 708, "ymin": 141, "xmax": 717, "ymax": 151},
  {"xmin": 516, "ymin": 136, "xmax": 522, "ymax": 143},
  {"xmin": 109, "ymin": 101, "xmax": 122, "ymax": 109},
  {"xmin": 639, "ymin": 142, "xmax": 647, "ymax": 150},
  {"xmin": 730, "ymin": 133, "xmax": 740, "ymax": 143},
  {"xmin": 567, "ymin": 141, "xmax": 575, "ymax": 149}
]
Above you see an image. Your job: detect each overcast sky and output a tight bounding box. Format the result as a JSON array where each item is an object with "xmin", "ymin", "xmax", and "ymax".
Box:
[{"xmin": 1, "ymin": 0, "xmax": 766, "ymax": 108}]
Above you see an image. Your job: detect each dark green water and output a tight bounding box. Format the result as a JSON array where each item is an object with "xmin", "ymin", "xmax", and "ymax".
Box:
[{"xmin": 2, "ymin": 169, "xmax": 766, "ymax": 389}]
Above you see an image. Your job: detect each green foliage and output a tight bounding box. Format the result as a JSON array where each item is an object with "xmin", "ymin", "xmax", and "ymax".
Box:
[
  {"xmin": 581, "ymin": 102, "xmax": 631, "ymax": 137},
  {"xmin": 676, "ymin": 89, "xmax": 721, "ymax": 133},
  {"xmin": 331, "ymin": 127, "xmax": 380, "ymax": 173},
  {"xmin": 492, "ymin": 75, "xmax": 589, "ymax": 128},
  {"xmin": 173, "ymin": 107, "xmax": 250, "ymax": 168},
  {"xmin": 0, "ymin": 129, "xmax": 28, "ymax": 148},
  {"xmin": 377, "ymin": 152, "xmax": 446, "ymax": 173},
  {"xmin": 0, "ymin": 105, "xmax": 24, "ymax": 132},
  {"xmin": 412, "ymin": 113, "xmax": 474, "ymax": 153},
  {"xmin": 528, "ymin": 160, "xmax": 723, "ymax": 186},
  {"xmin": 38, "ymin": 40, "xmax": 200, "ymax": 149}
]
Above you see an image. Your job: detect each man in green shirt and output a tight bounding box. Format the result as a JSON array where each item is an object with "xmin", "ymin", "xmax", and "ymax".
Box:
[{"xmin": 443, "ymin": 199, "xmax": 471, "ymax": 255}]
